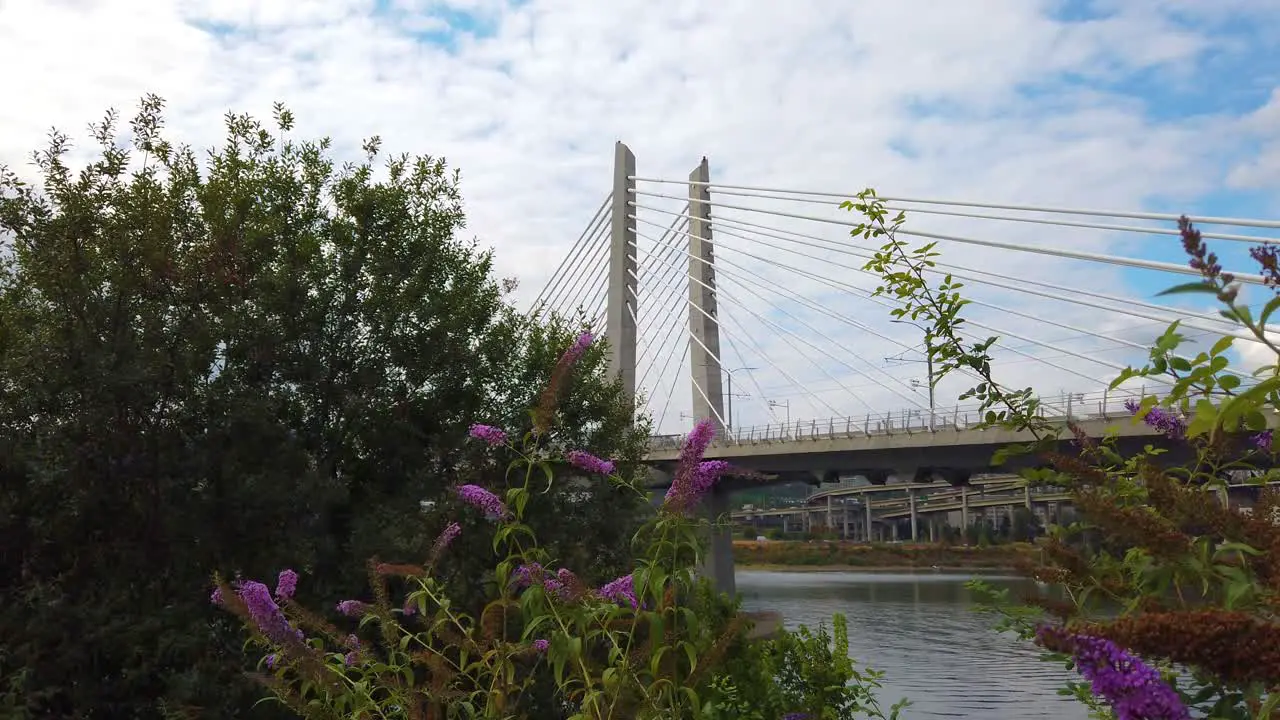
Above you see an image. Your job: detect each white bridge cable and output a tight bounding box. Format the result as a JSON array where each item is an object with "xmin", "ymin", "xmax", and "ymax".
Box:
[
  {"xmin": 536, "ymin": 204, "xmax": 612, "ymax": 321},
  {"xmin": 540, "ymin": 227, "xmax": 610, "ymax": 323},
  {"xmin": 656, "ymin": 342, "xmax": 691, "ymax": 431},
  {"xmin": 708, "ymin": 219, "xmax": 1190, "ymax": 360},
  {"xmin": 701, "ymin": 186, "xmax": 1280, "ymax": 247},
  {"xmin": 631, "ymin": 189, "xmax": 1272, "ymax": 286},
  {"xmin": 631, "ymin": 256, "xmax": 693, "ymax": 369},
  {"xmin": 634, "ymin": 268, "xmax": 686, "ymax": 368},
  {"xmin": 629, "ymin": 177, "xmax": 1280, "ymax": 233},
  {"xmin": 704, "ymin": 209, "xmax": 1257, "ymax": 344},
  {"xmin": 629, "ymin": 210, "xmax": 939, "ymax": 406},
  {"xmin": 715, "ymin": 308, "xmax": 843, "ymax": 419},
  {"xmin": 631, "ymin": 221, "xmax": 908, "ymax": 414},
  {"xmin": 632, "ymin": 210, "xmax": 689, "ymax": 326},
  {"xmin": 720, "ymin": 328, "xmax": 784, "ymax": 426},
  {"xmin": 701, "ymin": 208, "xmax": 1250, "ymax": 336},
  {"xmin": 633, "ymin": 201, "xmax": 1170, "ymax": 388},
  {"xmin": 751, "ymin": 320, "xmax": 1227, "ymax": 403},
  {"xmin": 637, "ymin": 290, "xmax": 690, "ymax": 393},
  {"xmin": 528, "ymin": 193, "xmax": 612, "ymax": 317},
  {"xmin": 625, "ymin": 225, "xmax": 845, "ymax": 420},
  {"xmin": 596, "ymin": 209, "xmax": 691, "ymax": 332}
]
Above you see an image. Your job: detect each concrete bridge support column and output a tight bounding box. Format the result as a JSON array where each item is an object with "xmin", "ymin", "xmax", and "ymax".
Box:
[
  {"xmin": 865, "ymin": 499, "xmax": 873, "ymax": 543},
  {"xmin": 842, "ymin": 505, "xmax": 850, "ymax": 539},
  {"xmin": 909, "ymin": 490, "xmax": 918, "ymax": 542},
  {"xmin": 1023, "ymin": 485, "xmax": 1032, "ymax": 509},
  {"xmin": 699, "ymin": 487, "xmax": 736, "ymax": 599},
  {"xmin": 826, "ymin": 495, "xmax": 833, "ymax": 533},
  {"xmin": 961, "ymin": 486, "xmax": 970, "ymax": 530}
]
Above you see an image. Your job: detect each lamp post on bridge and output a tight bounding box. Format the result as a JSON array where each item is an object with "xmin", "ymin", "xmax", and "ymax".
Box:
[
  {"xmin": 701, "ymin": 363, "xmax": 755, "ymax": 431},
  {"xmin": 767, "ymin": 398, "xmax": 791, "ymax": 429},
  {"xmin": 885, "ymin": 320, "xmax": 936, "ymax": 430}
]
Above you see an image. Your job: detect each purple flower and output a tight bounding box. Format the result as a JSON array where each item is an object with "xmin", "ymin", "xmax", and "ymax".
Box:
[
  {"xmin": 513, "ymin": 563, "xmax": 544, "ymax": 588},
  {"xmin": 468, "ymin": 423, "xmax": 508, "ymax": 447},
  {"xmin": 566, "ymin": 449, "xmax": 616, "ymax": 475},
  {"xmin": 664, "ymin": 419, "xmax": 719, "ymax": 509},
  {"xmin": 598, "ymin": 573, "xmax": 638, "ymax": 609},
  {"xmin": 1253, "ymin": 430, "xmax": 1272, "ymax": 452},
  {"xmin": 211, "ymin": 585, "xmax": 224, "ymax": 606},
  {"xmin": 336, "ymin": 600, "xmax": 367, "ymax": 617},
  {"xmin": 435, "ymin": 522, "xmax": 461, "ymax": 550},
  {"xmin": 237, "ymin": 580, "xmax": 303, "ymax": 645},
  {"xmin": 275, "ymin": 569, "xmax": 298, "ymax": 601},
  {"xmin": 456, "ymin": 484, "xmax": 507, "ymax": 520},
  {"xmin": 532, "ymin": 638, "xmax": 550, "ymax": 653},
  {"xmin": 265, "ymin": 654, "xmax": 278, "ymax": 669},
  {"xmin": 561, "ymin": 332, "xmax": 593, "ymax": 365},
  {"xmin": 344, "ymin": 651, "xmax": 358, "ymax": 666},
  {"xmin": 1036, "ymin": 626, "xmax": 1188, "ymax": 720},
  {"xmin": 1124, "ymin": 400, "xmax": 1186, "ymax": 441},
  {"xmin": 782, "ymin": 714, "xmax": 811, "ymax": 720},
  {"xmin": 402, "ymin": 597, "xmax": 417, "ymax": 616}
]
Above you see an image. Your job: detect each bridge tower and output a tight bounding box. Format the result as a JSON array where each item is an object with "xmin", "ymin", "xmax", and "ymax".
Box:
[
  {"xmin": 687, "ymin": 157, "xmax": 735, "ymax": 599},
  {"xmin": 606, "ymin": 142, "xmax": 638, "ymax": 399}
]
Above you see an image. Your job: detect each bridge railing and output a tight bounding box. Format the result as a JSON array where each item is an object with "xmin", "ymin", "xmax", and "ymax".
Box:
[{"xmin": 649, "ymin": 386, "xmax": 1160, "ymax": 450}]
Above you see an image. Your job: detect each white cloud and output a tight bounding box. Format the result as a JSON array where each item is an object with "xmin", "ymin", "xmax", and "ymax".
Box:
[{"xmin": 1, "ymin": 0, "xmax": 1277, "ymax": 433}]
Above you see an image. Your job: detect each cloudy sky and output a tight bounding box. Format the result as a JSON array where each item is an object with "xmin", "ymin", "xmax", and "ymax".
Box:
[{"xmin": 2, "ymin": 0, "xmax": 1278, "ymax": 435}]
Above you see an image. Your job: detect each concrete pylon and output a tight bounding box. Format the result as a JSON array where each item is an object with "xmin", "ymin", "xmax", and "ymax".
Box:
[
  {"xmin": 606, "ymin": 142, "xmax": 637, "ymax": 400},
  {"xmin": 687, "ymin": 157, "xmax": 734, "ymax": 599}
]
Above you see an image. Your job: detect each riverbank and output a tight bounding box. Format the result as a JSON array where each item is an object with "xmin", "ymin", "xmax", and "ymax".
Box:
[{"xmin": 732, "ymin": 540, "xmax": 1037, "ymax": 571}]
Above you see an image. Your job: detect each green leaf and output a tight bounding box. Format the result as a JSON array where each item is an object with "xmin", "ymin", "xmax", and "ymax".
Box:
[
  {"xmin": 1156, "ymin": 282, "xmax": 1219, "ymax": 297},
  {"xmin": 1210, "ymin": 335, "xmax": 1235, "ymax": 357}
]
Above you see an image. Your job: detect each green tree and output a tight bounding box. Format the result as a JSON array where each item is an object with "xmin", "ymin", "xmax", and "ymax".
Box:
[{"xmin": 0, "ymin": 96, "xmax": 648, "ymax": 718}]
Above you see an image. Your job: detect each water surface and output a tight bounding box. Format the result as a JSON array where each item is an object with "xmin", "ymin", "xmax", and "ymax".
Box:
[{"xmin": 737, "ymin": 570, "xmax": 1089, "ymax": 719}]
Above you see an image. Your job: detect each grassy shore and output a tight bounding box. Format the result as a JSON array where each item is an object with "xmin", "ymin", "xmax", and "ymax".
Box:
[{"xmin": 732, "ymin": 539, "xmax": 1038, "ymax": 571}]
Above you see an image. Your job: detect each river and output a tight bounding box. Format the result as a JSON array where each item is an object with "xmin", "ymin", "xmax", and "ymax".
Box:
[{"xmin": 737, "ymin": 569, "xmax": 1089, "ymax": 719}]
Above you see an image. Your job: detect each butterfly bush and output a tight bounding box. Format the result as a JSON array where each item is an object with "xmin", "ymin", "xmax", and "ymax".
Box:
[
  {"xmin": 847, "ymin": 187, "xmax": 1280, "ymax": 720},
  {"xmin": 210, "ymin": 330, "xmax": 899, "ymax": 720}
]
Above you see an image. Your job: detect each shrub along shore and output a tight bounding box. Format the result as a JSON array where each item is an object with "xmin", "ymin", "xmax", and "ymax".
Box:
[{"xmin": 732, "ymin": 540, "xmax": 1040, "ymax": 571}]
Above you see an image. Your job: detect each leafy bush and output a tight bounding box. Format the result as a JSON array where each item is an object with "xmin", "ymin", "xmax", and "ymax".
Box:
[
  {"xmin": 213, "ymin": 333, "xmax": 906, "ymax": 719},
  {"xmin": 0, "ymin": 97, "xmax": 646, "ymax": 718},
  {"xmin": 845, "ymin": 190, "xmax": 1280, "ymax": 719}
]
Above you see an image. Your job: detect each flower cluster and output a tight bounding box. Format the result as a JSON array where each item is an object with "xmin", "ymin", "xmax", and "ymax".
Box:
[
  {"xmin": 665, "ymin": 419, "xmax": 721, "ymax": 510},
  {"xmin": 1124, "ymin": 400, "xmax": 1186, "ymax": 441},
  {"xmin": 1252, "ymin": 429, "xmax": 1272, "ymax": 452},
  {"xmin": 1035, "ymin": 626, "xmax": 1188, "ymax": 720},
  {"xmin": 456, "ymin": 483, "xmax": 507, "ymax": 520},
  {"xmin": 275, "ymin": 569, "xmax": 298, "ymax": 601},
  {"xmin": 468, "ymin": 423, "xmax": 507, "ymax": 446},
  {"xmin": 336, "ymin": 600, "xmax": 367, "ymax": 617},
  {"xmin": 238, "ymin": 580, "xmax": 304, "ymax": 645},
  {"xmin": 598, "ymin": 573, "xmax": 638, "ymax": 609},
  {"xmin": 567, "ymin": 449, "xmax": 615, "ymax": 475}
]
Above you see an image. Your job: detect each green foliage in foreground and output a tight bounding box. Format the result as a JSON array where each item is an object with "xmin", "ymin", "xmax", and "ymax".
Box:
[
  {"xmin": 845, "ymin": 189, "xmax": 1280, "ymax": 719},
  {"xmin": 214, "ymin": 342, "xmax": 908, "ymax": 719},
  {"xmin": 0, "ymin": 97, "xmax": 648, "ymax": 718}
]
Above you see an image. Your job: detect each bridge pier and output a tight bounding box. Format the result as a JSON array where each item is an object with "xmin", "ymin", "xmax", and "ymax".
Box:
[
  {"xmin": 699, "ymin": 486, "xmax": 736, "ymax": 598},
  {"xmin": 909, "ymin": 489, "xmax": 918, "ymax": 542}
]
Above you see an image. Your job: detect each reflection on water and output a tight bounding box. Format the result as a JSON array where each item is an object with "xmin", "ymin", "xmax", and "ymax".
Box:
[{"xmin": 737, "ymin": 570, "xmax": 1089, "ymax": 719}]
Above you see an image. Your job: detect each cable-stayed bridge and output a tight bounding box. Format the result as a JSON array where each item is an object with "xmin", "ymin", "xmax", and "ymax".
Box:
[{"xmin": 524, "ymin": 142, "xmax": 1280, "ymax": 595}]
